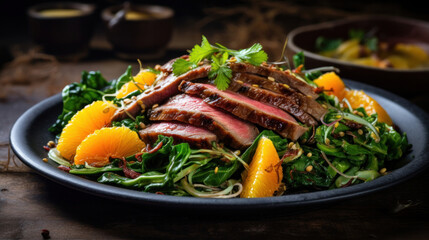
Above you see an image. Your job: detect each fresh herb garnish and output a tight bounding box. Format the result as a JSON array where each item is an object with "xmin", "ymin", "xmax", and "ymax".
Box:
[
  {"xmin": 172, "ymin": 36, "xmax": 268, "ymax": 90},
  {"xmin": 209, "ymin": 52, "xmax": 232, "ymax": 91}
]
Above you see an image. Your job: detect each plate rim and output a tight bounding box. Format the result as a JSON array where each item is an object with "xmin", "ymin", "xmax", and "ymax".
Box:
[{"xmin": 9, "ymin": 79, "xmax": 429, "ymax": 209}]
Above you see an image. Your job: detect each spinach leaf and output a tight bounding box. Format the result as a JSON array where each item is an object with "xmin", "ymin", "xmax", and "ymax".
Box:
[
  {"xmin": 98, "ymin": 171, "xmax": 165, "ymax": 189},
  {"xmin": 292, "ymin": 51, "xmax": 305, "ymax": 69},
  {"xmin": 190, "ymin": 160, "xmax": 238, "ymax": 187},
  {"xmin": 49, "ymin": 65, "xmax": 138, "ymax": 135},
  {"xmin": 112, "ymin": 115, "xmax": 147, "ymax": 132},
  {"xmin": 114, "ymin": 65, "xmax": 133, "ymax": 92},
  {"xmin": 69, "ymin": 164, "xmax": 123, "ymax": 175},
  {"xmin": 140, "ymin": 135, "xmax": 174, "ymax": 172},
  {"xmin": 144, "ymin": 143, "xmax": 192, "ymax": 192},
  {"xmin": 96, "ymin": 140, "xmax": 192, "ymax": 192},
  {"xmin": 315, "ymin": 36, "xmax": 342, "ymax": 52},
  {"xmin": 349, "ymin": 29, "xmax": 365, "ymax": 41},
  {"xmin": 335, "ymin": 166, "xmax": 359, "ymax": 188},
  {"xmin": 81, "ymin": 71, "xmax": 109, "ymax": 90},
  {"xmin": 241, "ymin": 130, "xmax": 288, "ymax": 163},
  {"xmin": 284, "ymin": 153, "xmax": 332, "ymax": 188},
  {"xmin": 49, "ymin": 82, "xmax": 105, "ymax": 135}
]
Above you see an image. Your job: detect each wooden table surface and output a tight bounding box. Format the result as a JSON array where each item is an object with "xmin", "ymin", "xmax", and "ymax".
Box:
[{"xmin": 2, "ymin": 14, "xmax": 429, "ymax": 240}]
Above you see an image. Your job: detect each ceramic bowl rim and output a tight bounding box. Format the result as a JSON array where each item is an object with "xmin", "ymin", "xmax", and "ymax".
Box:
[
  {"xmin": 27, "ymin": 1, "xmax": 96, "ymax": 19},
  {"xmin": 101, "ymin": 4, "xmax": 174, "ymax": 22},
  {"xmin": 287, "ymin": 14, "xmax": 429, "ymax": 73}
]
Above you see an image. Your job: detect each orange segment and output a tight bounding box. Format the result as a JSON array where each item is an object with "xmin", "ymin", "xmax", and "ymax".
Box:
[
  {"xmin": 116, "ymin": 81, "xmax": 144, "ymax": 99},
  {"xmin": 116, "ymin": 71, "xmax": 156, "ymax": 99},
  {"xmin": 74, "ymin": 126, "xmax": 145, "ymax": 167},
  {"xmin": 134, "ymin": 70, "xmax": 156, "ymax": 86},
  {"xmin": 241, "ymin": 137, "xmax": 283, "ymax": 198},
  {"xmin": 344, "ymin": 89, "xmax": 393, "ymax": 125},
  {"xmin": 56, "ymin": 101, "xmax": 116, "ymax": 160},
  {"xmin": 314, "ymin": 71, "xmax": 346, "ymax": 100}
]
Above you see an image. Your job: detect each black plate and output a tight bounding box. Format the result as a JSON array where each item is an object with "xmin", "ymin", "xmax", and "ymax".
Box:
[{"xmin": 9, "ymin": 80, "xmax": 429, "ymax": 210}]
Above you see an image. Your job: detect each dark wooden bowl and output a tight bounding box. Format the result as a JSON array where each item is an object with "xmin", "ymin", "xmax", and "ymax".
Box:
[
  {"xmin": 27, "ymin": 2, "xmax": 96, "ymax": 60},
  {"xmin": 101, "ymin": 4, "xmax": 174, "ymax": 60},
  {"xmin": 286, "ymin": 15, "xmax": 429, "ymax": 97}
]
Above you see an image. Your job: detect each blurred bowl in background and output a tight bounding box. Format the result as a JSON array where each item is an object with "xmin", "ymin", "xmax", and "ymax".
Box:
[
  {"xmin": 28, "ymin": 2, "xmax": 96, "ymax": 60},
  {"xmin": 286, "ymin": 15, "xmax": 429, "ymax": 97},
  {"xmin": 101, "ymin": 3, "xmax": 174, "ymax": 60}
]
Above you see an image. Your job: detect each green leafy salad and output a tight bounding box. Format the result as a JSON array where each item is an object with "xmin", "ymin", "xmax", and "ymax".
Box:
[{"xmin": 45, "ymin": 36, "xmax": 410, "ymax": 198}]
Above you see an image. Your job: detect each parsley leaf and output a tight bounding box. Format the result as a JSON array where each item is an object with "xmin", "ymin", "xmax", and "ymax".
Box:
[
  {"xmin": 189, "ymin": 36, "xmax": 217, "ymax": 63},
  {"xmin": 172, "ymin": 35, "xmax": 267, "ymax": 90},
  {"xmin": 172, "ymin": 58, "xmax": 198, "ymax": 76},
  {"xmin": 209, "ymin": 52, "xmax": 232, "ymax": 90},
  {"xmin": 232, "ymin": 43, "xmax": 268, "ymax": 65}
]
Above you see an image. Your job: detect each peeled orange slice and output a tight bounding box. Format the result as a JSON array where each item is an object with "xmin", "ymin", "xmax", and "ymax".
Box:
[
  {"xmin": 344, "ymin": 89, "xmax": 393, "ymax": 125},
  {"xmin": 314, "ymin": 71, "xmax": 346, "ymax": 100},
  {"xmin": 56, "ymin": 101, "xmax": 116, "ymax": 160},
  {"xmin": 116, "ymin": 71, "xmax": 156, "ymax": 99},
  {"xmin": 74, "ymin": 126, "xmax": 145, "ymax": 167},
  {"xmin": 241, "ymin": 137, "xmax": 283, "ymax": 198}
]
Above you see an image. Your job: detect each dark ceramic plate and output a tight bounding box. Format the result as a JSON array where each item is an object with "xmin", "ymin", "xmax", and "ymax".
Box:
[
  {"xmin": 285, "ymin": 15, "xmax": 429, "ymax": 97},
  {"xmin": 9, "ymin": 80, "xmax": 429, "ymax": 210}
]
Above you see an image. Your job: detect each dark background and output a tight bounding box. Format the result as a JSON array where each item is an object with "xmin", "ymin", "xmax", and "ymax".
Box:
[{"xmin": 2, "ymin": 0, "xmax": 429, "ymax": 50}]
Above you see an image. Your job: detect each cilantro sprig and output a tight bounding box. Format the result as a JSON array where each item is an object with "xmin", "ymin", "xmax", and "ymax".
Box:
[{"xmin": 172, "ymin": 36, "xmax": 268, "ymax": 90}]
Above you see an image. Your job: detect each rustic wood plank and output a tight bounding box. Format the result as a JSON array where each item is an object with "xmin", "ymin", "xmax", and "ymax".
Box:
[{"xmin": 1, "ymin": 171, "xmax": 428, "ymax": 239}]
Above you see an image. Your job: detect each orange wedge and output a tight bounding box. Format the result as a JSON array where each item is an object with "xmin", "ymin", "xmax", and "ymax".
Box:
[
  {"xmin": 74, "ymin": 126, "xmax": 145, "ymax": 167},
  {"xmin": 116, "ymin": 71, "xmax": 156, "ymax": 99},
  {"xmin": 344, "ymin": 89, "xmax": 393, "ymax": 125},
  {"xmin": 56, "ymin": 101, "xmax": 116, "ymax": 160},
  {"xmin": 241, "ymin": 137, "xmax": 283, "ymax": 198}
]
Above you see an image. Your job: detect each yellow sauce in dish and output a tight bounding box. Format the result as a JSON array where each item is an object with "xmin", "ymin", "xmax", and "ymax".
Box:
[
  {"xmin": 38, "ymin": 9, "xmax": 83, "ymax": 18},
  {"xmin": 125, "ymin": 11, "xmax": 153, "ymax": 20}
]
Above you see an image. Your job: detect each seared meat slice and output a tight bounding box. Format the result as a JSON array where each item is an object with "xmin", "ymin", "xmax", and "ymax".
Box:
[
  {"xmin": 139, "ymin": 122, "xmax": 217, "ymax": 149},
  {"xmin": 230, "ymin": 62, "xmax": 319, "ymax": 99},
  {"xmin": 179, "ymin": 81, "xmax": 308, "ymax": 140},
  {"xmin": 227, "ymin": 80, "xmax": 318, "ymax": 126},
  {"xmin": 232, "ymin": 72, "xmax": 326, "ymax": 120},
  {"xmin": 111, "ymin": 65, "xmax": 210, "ymax": 122},
  {"xmin": 150, "ymin": 94, "xmax": 259, "ymax": 149}
]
